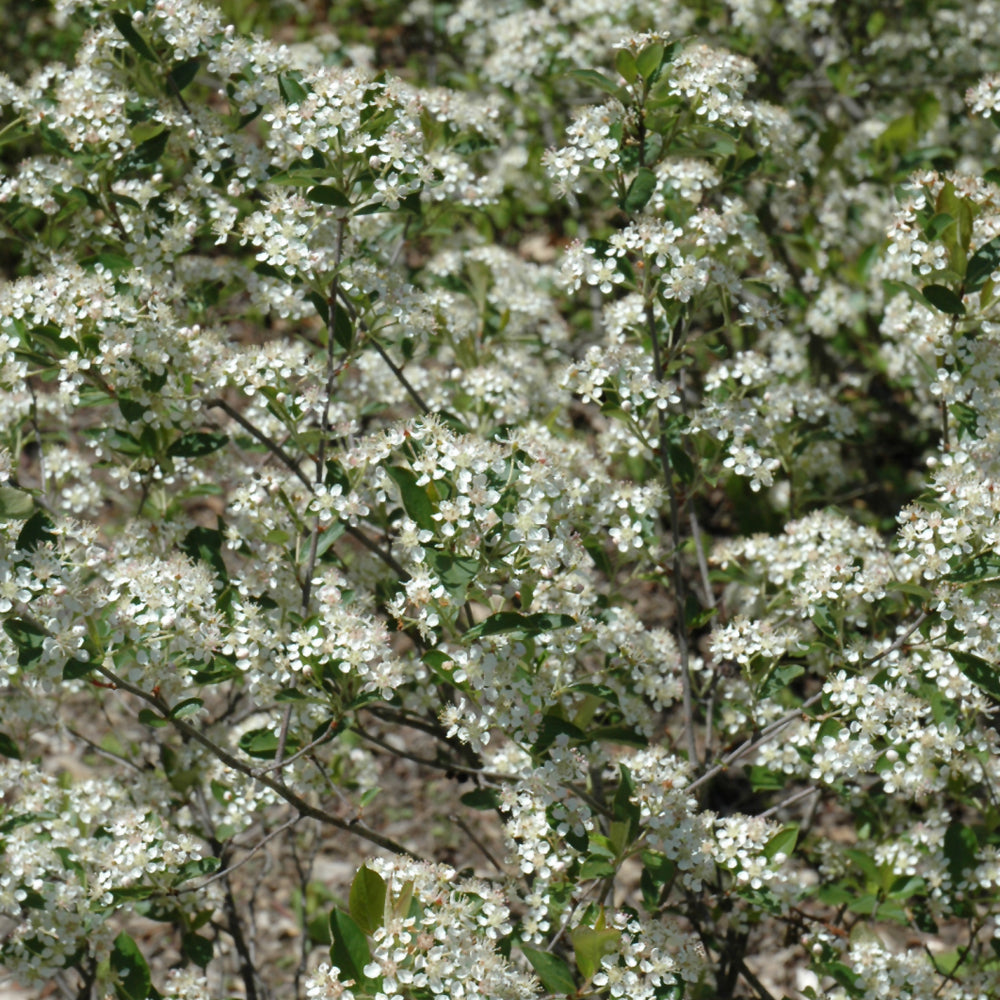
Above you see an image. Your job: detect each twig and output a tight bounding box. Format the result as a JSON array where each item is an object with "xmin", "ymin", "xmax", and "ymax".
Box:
[
  {"xmin": 91, "ymin": 659, "xmax": 422, "ymax": 860},
  {"xmin": 647, "ymin": 301, "xmax": 699, "ymax": 769},
  {"xmin": 451, "ymin": 813, "xmax": 506, "ymax": 873},
  {"xmin": 181, "ymin": 815, "xmax": 301, "ymax": 893},
  {"xmin": 335, "ymin": 290, "xmax": 431, "ymax": 415},
  {"xmin": 686, "ymin": 610, "xmax": 929, "ymax": 795}
]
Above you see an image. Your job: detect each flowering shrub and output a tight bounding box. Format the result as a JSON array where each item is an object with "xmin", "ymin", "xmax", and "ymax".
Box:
[{"xmin": 4, "ymin": 1, "xmax": 1000, "ymax": 998}]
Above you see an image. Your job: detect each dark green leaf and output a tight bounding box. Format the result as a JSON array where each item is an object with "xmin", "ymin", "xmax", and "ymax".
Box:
[
  {"xmin": 946, "ymin": 553, "xmax": 1000, "ymax": 583},
  {"xmin": 570, "ymin": 926, "xmax": 619, "ymax": 981},
  {"xmin": 181, "ymin": 932, "xmax": 213, "ymax": 968},
  {"xmin": 111, "ymin": 932, "xmax": 151, "ymax": 1000},
  {"xmin": 950, "ymin": 649, "xmax": 1000, "ymax": 700},
  {"xmin": 171, "ymin": 857, "xmax": 220, "ymax": 887},
  {"xmin": 125, "ymin": 130, "xmax": 170, "ymax": 169},
  {"xmin": 531, "ymin": 714, "xmax": 586, "ymax": 755},
  {"xmin": 748, "ymin": 765, "xmax": 785, "ymax": 791},
  {"xmin": 181, "ymin": 526, "xmax": 228, "ymax": 582},
  {"xmin": 167, "ymin": 432, "xmax": 228, "ymax": 458},
  {"xmin": 460, "ymin": 787, "xmax": 500, "ymax": 810},
  {"xmin": 331, "ymin": 304, "xmax": 353, "ymax": 351},
  {"xmin": 112, "ymin": 13, "xmax": 157, "ymax": 61},
  {"xmin": 0, "ymin": 732, "xmax": 21, "ymax": 759},
  {"xmin": 169, "ymin": 698, "xmax": 203, "ymax": 719},
  {"xmin": 386, "ymin": 466, "xmax": 435, "ymax": 530},
  {"xmin": 308, "ymin": 290, "xmax": 330, "ymax": 324},
  {"xmin": 623, "ymin": 167, "xmax": 657, "ymax": 213},
  {"xmin": 521, "ymin": 945, "xmax": 576, "ymax": 995},
  {"xmin": 921, "ymin": 284, "xmax": 965, "ymax": 315},
  {"xmin": 16, "ymin": 508, "xmax": 55, "ymax": 551},
  {"xmin": 169, "ymin": 57, "xmax": 200, "ymax": 93},
  {"xmin": 966, "ymin": 235, "xmax": 1000, "ymax": 291},
  {"xmin": 307, "ymin": 185, "xmax": 350, "ymax": 206},
  {"xmin": 238, "ymin": 728, "xmax": 299, "ymax": 760},
  {"xmin": 944, "ymin": 822, "xmax": 978, "ymax": 886},
  {"xmin": 138, "ymin": 709, "xmax": 169, "ymax": 728},
  {"xmin": 759, "ymin": 662, "xmax": 805, "ymax": 700},
  {"xmin": 278, "ymin": 73, "xmax": 309, "ymax": 105},
  {"xmin": 349, "ymin": 866, "xmax": 387, "ymax": 936},
  {"xmin": 464, "ymin": 612, "xmax": 576, "ymax": 641},
  {"xmin": 329, "ymin": 909, "xmax": 373, "ymax": 985}
]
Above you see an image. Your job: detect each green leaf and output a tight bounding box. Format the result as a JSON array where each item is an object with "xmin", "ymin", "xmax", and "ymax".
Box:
[
  {"xmin": 329, "ymin": 909, "xmax": 373, "ymax": 985},
  {"xmin": 0, "ymin": 487, "xmax": 34, "ymax": 520},
  {"xmin": 111, "ymin": 932, "xmax": 151, "ymax": 1000},
  {"xmin": 349, "ymin": 866, "xmax": 387, "ymax": 936},
  {"xmin": 17, "ymin": 508, "xmax": 55, "ymax": 551},
  {"xmin": 170, "ymin": 857, "xmax": 220, "ymax": 886},
  {"xmin": 181, "ymin": 526, "xmax": 228, "ymax": 582},
  {"xmin": 138, "ymin": 708, "xmax": 169, "ymax": 728},
  {"xmin": 531, "ymin": 714, "xmax": 586, "ymax": 755},
  {"xmin": 238, "ymin": 728, "xmax": 300, "ymax": 760},
  {"xmin": 307, "ymin": 185, "xmax": 350, "ymax": 206},
  {"xmin": 921, "ymin": 283, "xmax": 965, "ymax": 315},
  {"xmin": 636, "ymin": 43, "xmax": 666, "ymax": 82},
  {"xmin": 614, "ymin": 49, "xmax": 638, "ymax": 84},
  {"xmin": 950, "ymin": 649, "xmax": 1000, "ymax": 700},
  {"xmin": 567, "ymin": 69, "xmax": 627, "ymax": 101},
  {"xmin": 623, "ymin": 167, "xmax": 657, "ymax": 213},
  {"xmin": 966, "ymin": 234, "xmax": 1000, "ymax": 291},
  {"xmin": 386, "ymin": 466, "xmax": 435, "ymax": 530},
  {"xmin": 278, "ymin": 73, "xmax": 309, "ymax": 105},
  {"xmin": 612, "ymin": 765, "xmax": 640, "ymax": 840},
  {"xmin": 168, "ymin": 57, "xmax": 200, "ymax": 93},
  {"xmin": 763, "ymin": 824, "xmax": 799, "ymax": 860},
  {"xmin": 0, "ymin": 731, "xmax": 21, "ymax": 759},
  {"xmin": 169, "ymin": 698, "xmax": 203, "ymax": 719},
  {"xmin": 167, "ymin": 432, "xmax": 228, "ymax": 458},
  {"xmin": 944, "ymin": 822, "xmax": 978, "ymax": 886},
  {"xmin": 521, "ymin": 945, "xmax": 576, "ymax": 995},
  {"xmin": 464, "ymin": 612, "xmax": 576, "ymax": 641},
  {"xmin": 181, "ymin": 932, "xmax": 213, "ymax": 968},
  {"xmin": 423, "ymin": 550, "xmax": 480, "ymax": 605},
  {"xmin": 946, "ymin": 553, "xmax": 1000, "ymax": 583},
  {"xmin": 112, "ymin": 12, "xmax": 157, "ymax": 61},
  {"xmin": 748, "ymin": 765, "xmax": 785, "ymax": 791},
  {"xmin": 759, "ymin": 662, "xmax": 805, "ymax": 700},
  {"xmin": 331, "ymin": 305, "xmax": 353, "ymax": 351},
  {"xmin": 124, "ymin": 130, "xmax": 170, "ymax": 170},
  {"xmin": 461, "ymin": 787, "xmax": 500, "ymax": 810}
]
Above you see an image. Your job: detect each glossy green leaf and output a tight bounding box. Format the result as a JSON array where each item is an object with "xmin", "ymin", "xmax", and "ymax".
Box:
[
  {"xmin": 349, "ymin": 866, "xmax": 387, "ymax": 936},
  {"xmin": 112, "ymin": 13, "xmax": 156, "ymax": 61},
  {"xmin": 111, "ymin": 932, "xmax": 151, "ymax": 1000},
  {"xmin": 329, "ymin": 909, "xmax": 373, "ymax": 985},
  {"xmin": 966, "ymin": 234, "xmax": 1000, "ymax": 291},
  {"xmin": 921, "ymin": 283, "xmax": 965, "ymax": 315},
  {"xmin": 623, "ymin": 167, "xmax": 657, "ymax": 213},
  {"xmin": 949, "ymin": 649, "xmax": 1000, "ymax": 700},
  {"xmin": 464, "ymin": 612, "xmax": 576, "ymax": 641},
  {"xmin": 386, "ymin": 465, "xmax": 435, "ymax": 530},
  {"xmin": 167, "ymin": 432, "xmax": 228, "ymax": 457},
  {"xmin": 521, "ymin": 945, "xmax": 576, "ymax": 995},
  {"xmin": 763, "ymin": 824, "xmax": 799, "ymax": 860}
]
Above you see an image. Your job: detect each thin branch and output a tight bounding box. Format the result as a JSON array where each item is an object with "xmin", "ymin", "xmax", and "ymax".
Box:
[
  {"xmin": 181, "ymin": 815, "xmax": 301, "ymax": 893},
  {"xmin": 450, "ymin": 813, "xmax": 507, "ymax": 873},
  {"xmin": 91, "ymin": 660, "xmax": 422, "ymax": 860},
  {"xmin": 686, "ymin": 610, "xmax": 929, "ymax": 795},
  {"xmin": 335, "ymin": 290, "xmax": 431, "ymax": 415},
  {"xmin": 647, "ymin": 301, "xmax": 698, "ymax": 769},
  {"xmin": 206, "ymin": 396, "xmax": 312, "ymax": 490}
]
